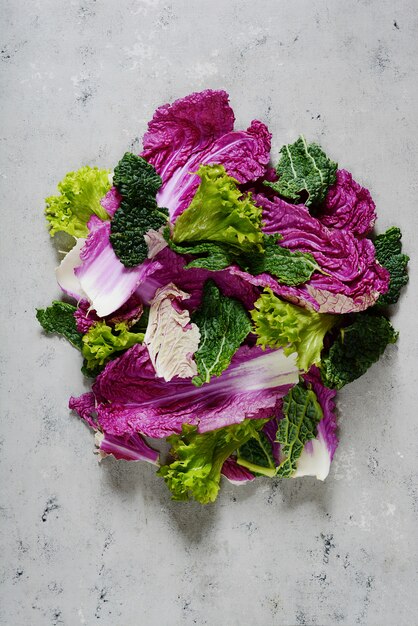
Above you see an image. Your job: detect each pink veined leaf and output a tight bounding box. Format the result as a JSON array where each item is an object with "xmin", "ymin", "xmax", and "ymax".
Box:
[
  {"xmin": 95, "ymin": 431, "xmax": 159, "ymax": 464},
  {"xmin": 221, "ymin": 457, "xmax": 255, "ymax": 484},
  {"xmin": 82, "ymin": 343, "xmax": 299, "ymax": 438},
  {"xmin": 141, "ymin": 90, "xmax": 271, "ymax": 221},
  {"xmin": 253, "ymin": 192, "xmax": 389, "ymax": 313}
]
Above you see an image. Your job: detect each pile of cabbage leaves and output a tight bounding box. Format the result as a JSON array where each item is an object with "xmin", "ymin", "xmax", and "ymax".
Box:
[{"xmin": 37, "ymin": 90, "xmax": 409, "ymax": 503}]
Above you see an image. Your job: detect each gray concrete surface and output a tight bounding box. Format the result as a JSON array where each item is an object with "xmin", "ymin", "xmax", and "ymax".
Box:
[{"xmin": 1, "ymin": 1, "xmax": 417, "ymax": 624}]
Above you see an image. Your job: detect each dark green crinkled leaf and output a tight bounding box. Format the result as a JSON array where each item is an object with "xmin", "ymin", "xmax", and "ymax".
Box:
[
  {"xmin": 158, "ymin": 419, "xmax": 267, "ymax": 504},
  {"xmin": 374, "ymin": 227, "xmax": 409, "ymax": 306},
  {"xmin": 112, "ymin": 152, "xmax": 162, "ymax": 204},
  {"xmin": 110, "ymin": 200, "xmax": 168, "ymax": 267},
  {"xmin": 320, "ymin": 313, "xmax": 398, "ymax": 390},
  {"xmin": 192, "ymin": 281, "xmax": 252, "ymax": 386},
  {"xmin": 266, "ymin": 136, "xmax": 337, "ymax": 207},
  {"xmin": 167, "ymin": 239, "xmax": 233, "ymax": 271},
  {"xmin": 243, "ymin": 235, "xmax": 321, "ymax": 286},
  {"xmin": 237, "ymin": 431, "xmax": 276, "ymax": 477},
  {"xmin": 276, "ymin": 382, "xmax": 323, "ymax": 478},
  {"xmin": 169, "ymin": 234, "xmax": 320, "ymax": 286},
  {"xmin": 81, "ymin": 359, "xmax": 104, "ymax": 378},
  {"xmin": 36, "ymin": 301, "xmax": 83, "ymax": 350},
  {"xmin": 110, "ymin": 153, "xmax": 169, "ymax": 267}
]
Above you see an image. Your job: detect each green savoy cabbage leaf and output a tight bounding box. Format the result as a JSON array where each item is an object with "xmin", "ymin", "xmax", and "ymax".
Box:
[
  {"xmin": 167, "ymin": 239, "xmax": 233, "ymax": 271},
  {"xmin": 169, "ymin": 231, "xmax": 319, "ymax": 286},
  {"xmin": 158, "ymin": 419, "xmax": 267, "ymax": 504},
  {"xmin": 36, "ymin": 301, "xmax": 83, "ymax": 350},
  {"xmin": 374, "ymin": 227, "xmax": 409, "ymax": 306},
  {"xmin": 110, "ymin": 153, "xmax": 169, "ymax": 267},
  {"xmin": 192, "ymin": 281, "xmax": 252, "ymax": 386},
  {"xmin": 81, "ymin": 320, "xmax": 145, "ymax": 372},
  {"xmin": 45, "ymin": 166, "xmax": 111, "ymax": 238},
  {"xmin": 276, "ymin": 382, "xmax": 324, "ymax": 477},
  {"xmin": 251, "ymin": 289, "xmax": 337, "ymax": 371},
  {"xmin": 237, "ymin": 431, "xmax": 276, "ymax": 477},
  {"xmin": 266, "ymin": 136, "xmax": 337, "ymax": 207},
  {"xmin": 243, "ymin": 235, "xmax": 321, "ymax": 286},
  {"xmin": 172, "ymin": 164, "xmax": 264, "ymax": 253},
  {"xmin": 320, "ymin": 313, "xmax": 398, "ymax": 389}
]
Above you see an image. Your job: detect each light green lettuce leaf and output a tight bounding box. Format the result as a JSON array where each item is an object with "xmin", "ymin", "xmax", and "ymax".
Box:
[
  {"xmin": 82, "ymin": 321, "xmax": 144, "ymax": 371},
  {"xmin": 172, "ymin": 164, "xmax": 264, "ymax": 253},
  {"xmin": 158, "ymin": 419, "xmax": 267, "ymax": 504},
  {"xmin": 45, "ymin": 166, "xmax": 111, "ymax": 237},
  {"xmin": 251, "ymin": 289, "xmax": 338, "ymax": 371}
]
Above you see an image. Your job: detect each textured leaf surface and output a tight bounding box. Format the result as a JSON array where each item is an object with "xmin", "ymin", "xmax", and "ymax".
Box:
[
  {"xmin": 244, "ymin": 235, "xmax": 321, "ymax": 286},
  {"xmin": 320, "ymin": 313, "xmax": 398, "ymax": 389},
  {"xmin": 251, "ymin": 289, "xmax": 337, "ymax": 371},
  {"xmin": 172, "ymin": 164, "xmax": 263, "ymax": 253},
  {"xmin": 144, "ymin": 284, "xmax": 200, "ymax": 382},
  {"xmin": 276, "ymin": 382, "xmax": 323, "ymax": 477},
  {"xmin": 158, "ymin": 419, "xmax": 266, "ymax": 503},
  {"xmin": 237, "ymin": 431, "xmax": 276, "ymax": 477},
  {"xmin": 45, "ymin": 166, "xmax": 111, "ymax": 238},
  {"xmin": 374, "ymin": 227, "xmax": 409, "ymax": 305},
  {"xmin": 82, "ymin": 321, "xmax": 144, "ymax": 371},
  {"xmin": 168, "ymin": 239, "xmax": 233, "ymax": 271},
  {"xmin": 141, "ymin": 90, "xmax": 271, "ymax": 222},
  {"xmin": 36, "ymin": 301, "xmax": 83, "ymax": 350},
  {"xmin": 110, "ymin": 153, "xmax": 168, "ymax": 267},
  {"xmin": 266, "ymin": 136, "xmax": 337, "ymax": 207},
  {"xmin": 192, "ymin": 281, "xmax": 252, "ymax": 386}
]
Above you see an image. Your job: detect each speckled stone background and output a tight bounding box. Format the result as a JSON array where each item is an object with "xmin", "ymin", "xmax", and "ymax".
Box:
[{"xmin": 1, "ymin": 1, "xmax": 417, "ymax": 624}]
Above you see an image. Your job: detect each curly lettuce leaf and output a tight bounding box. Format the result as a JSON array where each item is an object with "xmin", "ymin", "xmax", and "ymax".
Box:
[
  {"xmin": 36, "ymin": 301, "xmax": 83, "ymax": 350},
  {"xmin": 45, "ymin": 166, "xmax": 111, "ymax": 237},
  {"xmin": 374, "ymin": 227, "xmax": 409, "ymax": 306},
  {"xmin": 251, "ymin": 289, "xmax": 337, "ymax": 371},
  {"xmin": 192, "ymin": 281, "xmax": 252, "ymax": 386},
  {"xmin": 158, "ymin": 419, "xmax": 267, "ymax": 503},
  {"xmin": 236, "ymin": 430, "xmax": 276, "ymax": 477},
  {"xmin": 110, "ymin": 153, "xmax": 169, "ymax": 267},
  {"xmin": 172, "ymin": 164, "xmax": 263, "ymax": 253},
  {"xmin": 81, "ymin": 320, "xmax": 144, "ymax": 372},
  {"xmin": 266, "ymin": 136, "xmax": 337, "ymax": 207},
  {"xmin": 320, "ymin": 313, "xmax": 398, "ymax": 389},
  {"xmin": 276, "ymin": 382, "xmax": 324, "ymax": 477}
]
